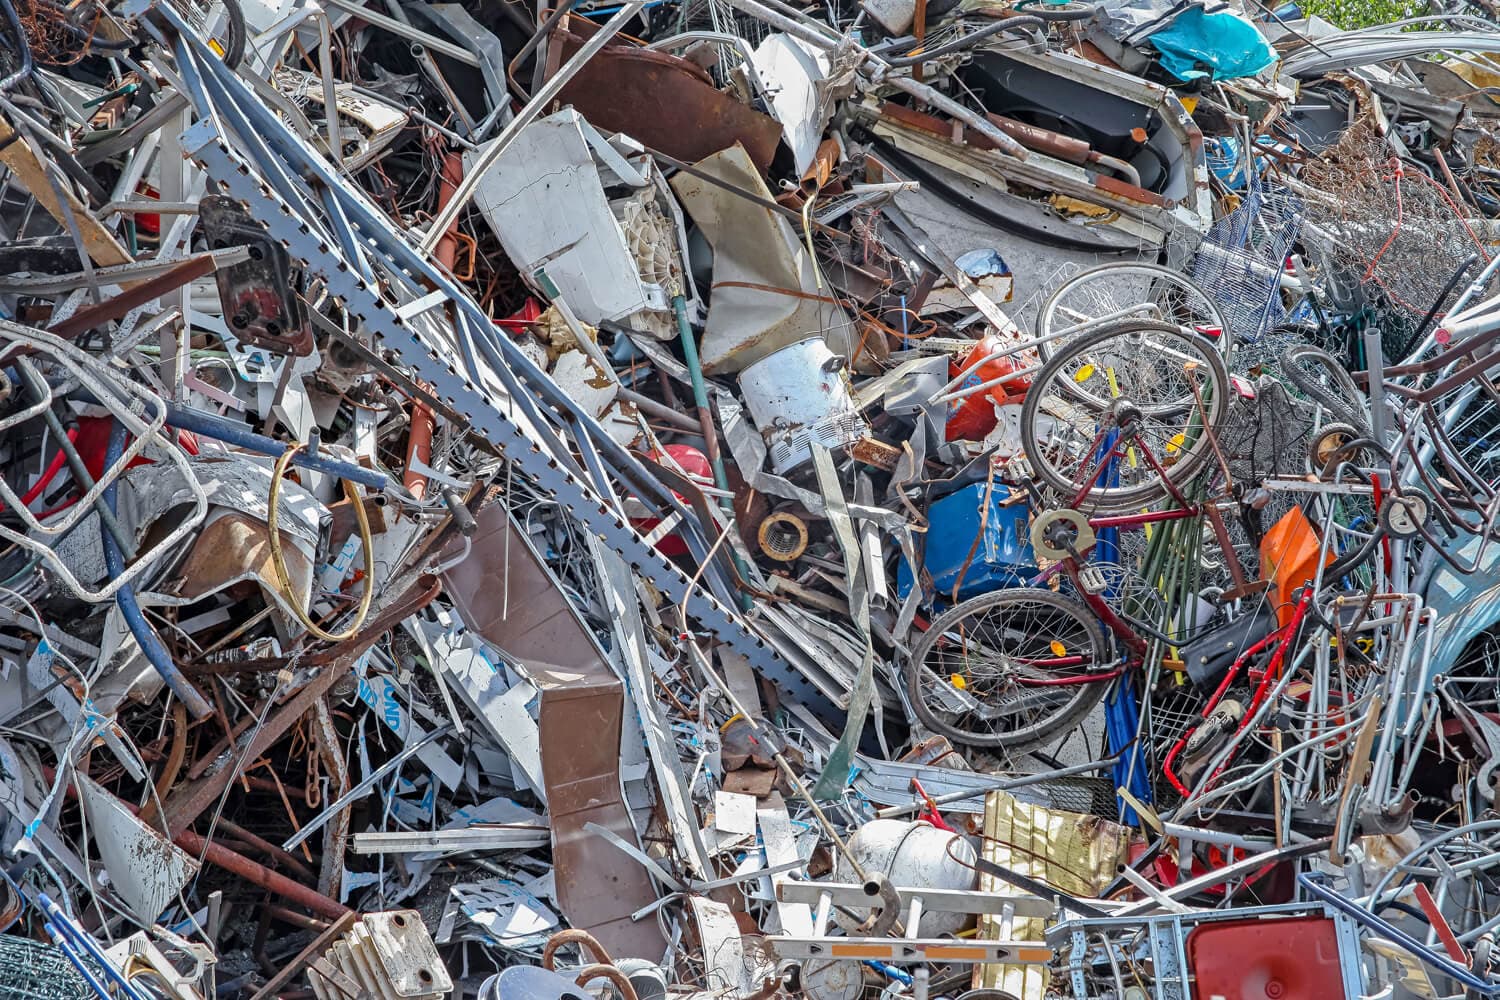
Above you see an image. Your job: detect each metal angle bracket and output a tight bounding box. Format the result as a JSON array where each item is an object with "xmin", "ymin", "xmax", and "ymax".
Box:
[{"xmin": 178, "ymin": 120, "xmax": 841, "ymax": 725}]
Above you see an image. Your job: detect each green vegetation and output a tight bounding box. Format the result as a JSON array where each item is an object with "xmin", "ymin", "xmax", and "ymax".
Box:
[{"xmin": 1293, "ymin": 0, "xmax": 1429, "ymax": 29}]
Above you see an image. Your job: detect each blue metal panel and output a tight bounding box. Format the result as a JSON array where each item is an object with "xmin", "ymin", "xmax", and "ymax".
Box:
[{"xmin": 897, "ymin": 481, "xmax": 1036, "ymax": 601}]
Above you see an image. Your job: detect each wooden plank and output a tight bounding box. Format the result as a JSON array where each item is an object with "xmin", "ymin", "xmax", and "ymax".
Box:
[{"xmin": 0, "ymin": 115, "xmax": 132, "ymax": 269}]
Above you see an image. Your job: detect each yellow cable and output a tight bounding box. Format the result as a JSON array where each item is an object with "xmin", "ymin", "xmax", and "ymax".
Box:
[{"xmin": 267, "ymin": 443, "xmax": 374, "ymax": 643}]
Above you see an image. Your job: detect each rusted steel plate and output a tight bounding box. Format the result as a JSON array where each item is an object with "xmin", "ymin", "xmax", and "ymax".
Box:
[{"xmin": 553, "ymin": 32, "xmax": 782, "ymax": 174}]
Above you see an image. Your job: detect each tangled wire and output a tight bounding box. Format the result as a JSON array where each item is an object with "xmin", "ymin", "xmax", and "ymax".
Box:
[
  {"xmin": 1300, "ymin": 116, "xmax": 1491, "ymax": 319},
  {"xmin": 9, "ymin": 0, "xmax": 111, "ymax": 66}
]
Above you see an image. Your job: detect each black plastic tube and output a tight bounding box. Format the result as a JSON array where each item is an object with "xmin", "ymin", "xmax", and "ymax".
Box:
[
  {"xmin": 883, "ymin": 15, "xmax": 1046, "ymax": 67},
  {"xmin": 0, "ymin": 0, "xmax": 32, "ymax": 92}
]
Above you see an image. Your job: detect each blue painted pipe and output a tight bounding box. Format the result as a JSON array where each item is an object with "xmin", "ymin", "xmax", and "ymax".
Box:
[
  {"xmin": 66, "ymin": 387, "xmax": 389, "ymax": 490},
  {"xmin": 155, "ymin": 401, "xmax": 390, "ymax": 490}
]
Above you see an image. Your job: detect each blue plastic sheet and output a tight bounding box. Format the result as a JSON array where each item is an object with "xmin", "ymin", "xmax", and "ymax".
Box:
[{"xmin": 1148, "ymin": 6, "xmax": 1276, "ymax": 81}]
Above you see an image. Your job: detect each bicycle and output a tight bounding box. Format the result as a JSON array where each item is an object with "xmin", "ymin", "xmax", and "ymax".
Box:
[
  {"xmin": 1035, "ymin": 262, "xmax": 1232, "ymax": 370},
  {"xmin": 905, "ymin": 318, "xmax": 1263, "ymax": 749}
]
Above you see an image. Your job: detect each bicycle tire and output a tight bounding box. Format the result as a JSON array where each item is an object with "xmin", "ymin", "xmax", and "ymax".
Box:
[
  {"xmin": 1021, "ymin": 319, "xmax": 1231, "ymax": 511},
  {"xmin": 906, "ymin": 587, "xmax": 1111, "ymax": 750},
  {"xmin": 1280, "ymin": 344, "xmax": 1371, "ymax": 433},
  {"xmin": 1037, "ymin": 262, "xmax": 1232, "ymax": 379},
  {"xmin": 1307, "ymin": 459, "xmax": 1383, "ymax": 581}
]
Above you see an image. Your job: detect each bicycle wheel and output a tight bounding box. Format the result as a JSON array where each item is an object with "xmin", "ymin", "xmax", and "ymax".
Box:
[
  {"xmin": 1038, "ymin": 263, "xmax": 1230, "ymax": 392},
  {"xmin": 1279, "ymin": 344, "xmax": 1370, "ymax": 433},
  {"xmin": 1021, "ymin": 319, "xmax": 1230, "ymax": 510},
  {"xmin": 906, "ymin": 588, "xmax": 1111, "ymax": 749}
]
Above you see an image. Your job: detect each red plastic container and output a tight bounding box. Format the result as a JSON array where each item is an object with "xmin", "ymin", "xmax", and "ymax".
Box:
[
  {"xmin": 944, "ymin": 335, "xmax": 1031, "ymax": 442},
  {"xmin": 633, "ymin": 444, "xmax": 711, "ymax": 557}
]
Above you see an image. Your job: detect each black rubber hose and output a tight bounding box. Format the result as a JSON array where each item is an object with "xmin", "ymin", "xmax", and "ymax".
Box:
[
  {"xmin": 0, "ymin": 0, "xmax": 33, "ymax": 91},
  {"xmin": 220, "ymin": 0, "xmax": 246, "ymax": 69},
  {"xmin": 1022, "ymin": 1, "xmax": 1098, "ymax": 21},
  {"xmin": 1306, "ymin": 460, "xmax": 1383, "ymax": 582},
  {"xmin": 883, "ymin": 15, "xmax": 1046, "ymax": 66},
  {"xmin": 1412, "ymin": 252, "xmax": 1478, "ymax": 346}
]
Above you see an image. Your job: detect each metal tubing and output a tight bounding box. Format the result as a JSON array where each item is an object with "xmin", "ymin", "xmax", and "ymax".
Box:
[
  {"xmin": 1301, "ymin": 874, "xmax": 1500, "ymax": 995},
  {"xmin": 316, "ymin": 14, "xmax": 342, "ymax": 166},
  {"xmin": 174, "ymin": 829, "xmax": 351, "ymax": 921},
  {"xmin": 102, "ymin": 421, "xmax": 215, "ymax": 721},
  {"xmin": 157, "ymin": 402, "xmax": 390, "ymax": 489},
  {"xmin": 882, "ymin": 15, "xmax": 1044, "ymax": 66},
  {"xmin": 721, "ymin": 0, "xmax": 1028, "ymax": 160},
  {"xmin": 315, "ymin": 0, "xmax": 481, "ymax": 65},
  {"xmin": 18, "ymin": 363, "xmax": 137, "ymax": 560},
  {"xmin": 618, "ymin": 387, "xmax": 701, "ymax": 432},
  {"xmin": 673, "ymin": 294, "xmax": 731, "ymax": 508},
  {"xmin": 0, "ymin": 0, "xmax": 34, "ymax": 91},
  {"xmin": 928, "ymin": 365, "xmax": 1038, "ymax": 406}
]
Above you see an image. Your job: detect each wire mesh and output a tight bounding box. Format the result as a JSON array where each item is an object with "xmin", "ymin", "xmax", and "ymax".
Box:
[
  {"xmin": 1023, "ymin": 776, "xmax": 1119, "ymax": 818},
  {"xmin": 1299, "ymin": 117, "xmax": 1492, "ymax": 326},
  {"xmin": 0, "ymin": 934, "xmax": 98, "ymax": 1000},
  {"xmin": 1145, "ymin": 680, "xmax": 1206, "ymax": 805}
]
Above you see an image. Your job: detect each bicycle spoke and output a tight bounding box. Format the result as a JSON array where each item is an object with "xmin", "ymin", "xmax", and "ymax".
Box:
[
  {"xmin": 909, "ymin": 590, "xmax": 1109, "ymax": 747},
  {"xmin": 1024, "ymin": 321, "xmax": 1229, "ymax": 510}
]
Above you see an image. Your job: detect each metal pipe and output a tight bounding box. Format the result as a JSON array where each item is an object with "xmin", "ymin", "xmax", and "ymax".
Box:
[
  {"xmin": 316, "ymin": 14, "xmax": 342, "ymax": 166},
  {"xmin": 315, "ymin": 0, "xmax": 482, "ymax": 65},
  {"xmin": 152, "ymin": 401, "xmax": 390, "ymax": 489},
  {"xmin": 17, "ymin": 363, "xmax": 137, "ymax": 560},
  {"xmin": 719, "ymin": 0, "xmax": 1028, "ymax": 160},
  {"xmin": 618, "ymin": 386, "xmax": 700, "ymax": 432},
  {"xmin": 379, "ymin": 0, "xmax": 475, "ymax": 134},
  {"xmin": 217, "ymin": 818, "xmax": 318, "ymax": 883},
  {"xmin": 403, "ymin": 402, "xmax": 436, "ymax": 500},
  {"xmin": 673, "ymin": 293, "xmax": 731, "ymax": 510},
  {"xmin": 101, "ymin": 421, "xmax": 215, "ymax": 721},
  {"xmin": 1301, "ymin": 874, "xmax": 1500, "ymax": 995},
  {"xmin": 927, "ymin": 365, "xmax": 1038, "ymax": 406},
  {"xmin": 174, "ymin": 829, "xmax": 351, "ymax": 922},
  {"xmin": 433, "ymin": 151, "xmax": 465, "ymax": 273}
]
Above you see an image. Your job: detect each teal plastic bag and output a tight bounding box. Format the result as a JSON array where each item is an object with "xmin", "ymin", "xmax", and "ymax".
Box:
[{"xmin": 1148, "ymin": 6, "xmax": 1276, "ymax": 81}]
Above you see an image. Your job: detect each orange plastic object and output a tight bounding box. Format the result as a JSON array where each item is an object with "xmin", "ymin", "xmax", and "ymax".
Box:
[
  {"xmin": 1259, "ymin": 506, "xmax": 1332, "ymax": 627},
  {"xmin": 945, "ymin": 335, "xmax": 1031, "ymax": 442}
]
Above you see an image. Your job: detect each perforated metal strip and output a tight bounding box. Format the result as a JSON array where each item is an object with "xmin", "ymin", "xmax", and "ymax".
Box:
[{"xmin": 183, "ymin": 126, "xmax": 836, "ymax": 721}]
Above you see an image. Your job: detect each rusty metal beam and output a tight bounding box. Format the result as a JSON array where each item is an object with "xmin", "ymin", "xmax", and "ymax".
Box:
[
  {"xmin": 46, "ymin": 253, "xmax": 218, "ymax": 340},
  {"xmin": 176, "ymin": 827, "xmax": 351, "ymax": 921}
]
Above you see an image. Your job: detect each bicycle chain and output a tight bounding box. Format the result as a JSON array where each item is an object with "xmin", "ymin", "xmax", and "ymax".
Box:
[{"xmin": 183, "ymin": 124, "xmax": 838, "ymax": 722}]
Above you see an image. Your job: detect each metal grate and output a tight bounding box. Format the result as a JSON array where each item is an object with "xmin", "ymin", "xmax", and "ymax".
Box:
[
  {"xmin": 1025, "ymin": 776, "xmax": 1119, "ymax": 818},
  {"xmin": 1146, "ymin": 681, "xmax": 1207, "ymax": 805}
]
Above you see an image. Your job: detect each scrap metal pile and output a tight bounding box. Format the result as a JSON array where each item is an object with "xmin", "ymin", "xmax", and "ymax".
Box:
[{"xmin": 6, "ymin": 0, "xmax": 1500, "ymax": 994}]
